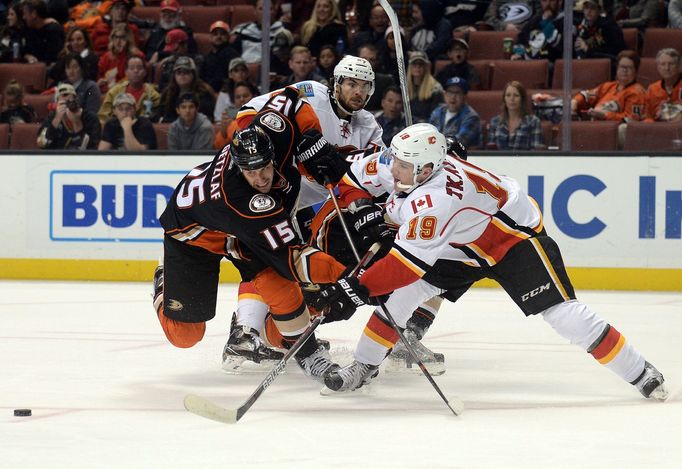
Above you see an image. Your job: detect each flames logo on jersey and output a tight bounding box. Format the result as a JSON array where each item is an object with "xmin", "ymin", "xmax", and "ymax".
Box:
[{"xmin": 250, "ymin": 194, "xmax": 276, "ymax": 212}]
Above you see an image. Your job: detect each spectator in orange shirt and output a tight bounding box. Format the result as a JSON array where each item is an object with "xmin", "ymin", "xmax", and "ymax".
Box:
[
  {"xmin": 571, "ymin": 49, "xmax": 646, "ymax": 122},
  {"xmin": 644, "ymin": 48, "xmax": 682, "ymax": 122},
  {"xmin": 214, "ymin": 81, "xmax": 259, "ymax": 150}
]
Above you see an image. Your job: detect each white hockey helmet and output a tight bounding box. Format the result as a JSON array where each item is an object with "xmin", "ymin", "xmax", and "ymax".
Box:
[
  {"xmin": 332, "ymin": 55, "xmax": 375, "ymax": 113},
  {"xmin": 390, "ymin": 123, "xmax": 447, "ymax": 193}
]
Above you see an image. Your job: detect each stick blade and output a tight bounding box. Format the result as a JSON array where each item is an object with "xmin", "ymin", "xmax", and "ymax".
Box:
[
  {"xmin": 447, "ymin": 395, "xmax": 465, "ymax": 416},
  {"xmin": 183, "ymin": 394, "xmax": 239, "ymax": 424}
]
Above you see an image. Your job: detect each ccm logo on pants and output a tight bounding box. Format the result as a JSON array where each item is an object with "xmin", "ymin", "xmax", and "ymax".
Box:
[{"xmin": 521, "ymin": 283, "xmax": 551, "ymax": 302}]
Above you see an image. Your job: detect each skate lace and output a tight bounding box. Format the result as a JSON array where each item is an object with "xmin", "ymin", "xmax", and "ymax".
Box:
[
  {"xmin": 338, "ymin": 362, "xmax": 372, "ymax": 384},
  {"xmin": 303, "ymin": 347, "xmax": 334, "ymax": 376}
]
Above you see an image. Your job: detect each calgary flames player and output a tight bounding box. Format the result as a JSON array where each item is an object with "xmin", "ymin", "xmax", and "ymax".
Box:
[
  {"xmin": 153, "ymin": 109, "xmax": 349, "ymax": 382},
  {"xmin": 313, "ymin": 123, "xmax": 668, "ymax": 402}
]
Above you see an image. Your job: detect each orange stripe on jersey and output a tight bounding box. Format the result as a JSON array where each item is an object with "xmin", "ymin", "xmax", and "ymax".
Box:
[
  {"xmin": 309, "ymin": 199, "xmax": 338, "ymax": 249},
  {"xmin": 364, "ymin": 313, "xmax": 400, "ymax": 348},
  {"xmin": 294, "ymin": 101, "xmax": 323, "ymax": 133},
  {"xmin": 235, "ymin": 109, "xmax": 257, "ymax": 129},
  {"xmin": 187, "ymin": 230, "xmax": 229, "ymax": 255},
  {"xmin": 467, "ymin": 217, "xmax": 530, "ymax": 265},
  {"xmin": 590, "ymin": 327, "xmax": 625, "ymax": 364}
]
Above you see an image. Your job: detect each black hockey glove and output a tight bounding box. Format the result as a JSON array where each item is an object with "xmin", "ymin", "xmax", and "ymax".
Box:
[
  {"xmin": 295, "ymin": 129, "xmax": 350, "ymax": 186},
  {"xmin": 314, "ymin": 276, "xmax": 370, "ymax": 323},
  {"xmin": 446, "ymin": 135, "xmax": 467, "ymax": 160},
  {"xmin": 349, "ymin": 199, "xmax": 394, "ymax": 247}
]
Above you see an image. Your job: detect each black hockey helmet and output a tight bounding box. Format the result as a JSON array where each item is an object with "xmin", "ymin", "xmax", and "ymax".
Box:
[{"xmin": 231, "ymin": 126, "xmax": 275, "ymax": 171}]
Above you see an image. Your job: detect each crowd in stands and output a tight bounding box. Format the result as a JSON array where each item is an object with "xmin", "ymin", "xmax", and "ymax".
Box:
[{"xmin": 0, "ymin": 0, "xmax": 680, "ymax": 152}]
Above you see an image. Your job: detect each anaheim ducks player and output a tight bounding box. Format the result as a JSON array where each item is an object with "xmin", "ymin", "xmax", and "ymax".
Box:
[
  {"xmin": 222, "ymin": 56, "xmax": 386, "ymax": 371},
  {"xmin": 313, "ymin": 123, "xmax": 668, "ymax": 401},
  {"xmin": 153, "ymin": 123, "xmax": 349, "ymax": 383}
]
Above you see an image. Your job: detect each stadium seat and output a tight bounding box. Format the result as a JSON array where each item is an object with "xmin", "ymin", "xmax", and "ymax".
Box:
[
  {"xmin": 637, "ymin": 57, "xmax": 659, "ymax": 89},
  {"xmin": 489, "ymin": 59, "xmax": 549, "ymax": 90},
  {"xmin": 623, "ymin": 122, "xmax": 682, "ymax": 151},
  {"xmin": 182, "ymin": 6, "xmax": 230, "ymax": 33},
  {"xmin": 540, "ymin": 120, "xmax": 554, "ymax": 149},
  {"xmin": 641, "ymin": 28, "xmax": 682, "ymax": 57},
  {"xmin": 622, "ymin": 28, "xmax": 640, "ymax": 54},
  {"xmin": 0, "ymin": 63, "xmax": 47, "ymax": 94},
  {"xmin": 468, "ymin": 30, "xmax": 518, "ymax": 60},
  {"xmin": 551, "ymin": 58, "xmax": 611, "ymax": 90},
  {"xmin": 9, "ymin": 123, "xmax": 41, "ymax": 150},
  {"xmin": 557, "ymin": 121, "xmax": 620, "ymax": 151},
  {"xmin": 130, "ymin": 6, "xmax": 160, "ymax": 23},
  {"xmin": 0, "ymin": 123, "xmax": 8, "ymax": 149},
  {"xmin": 153, "ymin": 123, "xmax": 171, "ymax": 150},
  {"xmin": 194, "ymin": 33, "xmax": 212, "ymax": 56},
  {"xmin": 216, "ymin": 0, "xmax": 250, "ymax": 4},
  {"xmin": 23, "ymin": 94, "xmax": 53, "ymax": 121},
  {"xmin": 229, "ymin": 4, "xmax": 257, "ymax": 28},
  {"xmin": 467, "ymin": 90, "xmax": 502, "ymax": 123}
]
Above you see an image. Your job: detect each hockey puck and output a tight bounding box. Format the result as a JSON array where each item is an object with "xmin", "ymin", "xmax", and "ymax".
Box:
[{"xmin": 13, "ymin": 409, "xmax": 32, "ymax": 417}]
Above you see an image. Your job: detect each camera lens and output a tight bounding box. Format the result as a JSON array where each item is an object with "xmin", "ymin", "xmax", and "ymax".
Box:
[{"xmin": 66, "ymin": 99, "xmax": 79, "ymax": 111}]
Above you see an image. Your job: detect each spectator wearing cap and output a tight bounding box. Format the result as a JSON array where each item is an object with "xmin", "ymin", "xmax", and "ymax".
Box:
[
  {"xmin": 168, "ymin": 92, "xmax": 214, "ymax": 151},
  {"xmin": 575, "ymin": 0, "xmax": 625, "ymax": 62},
  {"xmin": 99, "ymin": 56, "xmax": 160, "ymax": 124},
  {"xmin": 214, "ymin": 58, "xmax": 253, "ymax": 122},
  {"xmin": 37, "ymin": 83, "xmax": 101, "ymax": 150},
  {"xmin": 380, "ymin": 26, "xmax": 407, "ymax": 86},
  {"xmin": 155, "ymin": 28, "xmax": 203, "ymax": 92},
  {"xmin": 279, "ymin": 46, "xmax": 329, "ymax": 87},
  {"xmin": 407, "ymin": 51, "xmax": 444, "ymax": 123},
  {"xmin": 155, "ymin": 56, "xmax": 216, "ymax": 123},
  {"xmin": 145, "ymin": 0, "xmax": 197, "ymax": 65},
  {"xmin": 90, "ymin": 0, "xmax": 142, "ymax": 57},
  {"xmin": 487, "ymin": 80, "xmax": 544, "ymax": 151},
  {"xmin": 374, "ymin": 85, "xmax": 406, "ymax": 146},
  {"xmin": 410, "ymin": 0, "xmax": 452, "ymax": 61},
  {"xmin": 99, "ymin": 92, "xmax": 157, "ymax": 150},
  {"xmin": 200, "ymin": 21, "xmax": 240, "ymax": 94},
  {"xmin": 428, "ymin": 76, "xmax": 482, "ymax": 148},
  {"xmin": 232, "ymin": 0, "xmax": 292, "ymax": 64},
  {"xmin": 97, "ymin": 24, "xmax": 144, "ymax": 93},
  {"xmin": 358, "ymin": 43, "xmax": 396, "ymax": 112},
  {"xmin": 434, "ymin": 38, "xmax": 481, "ymax": 91},
  {"xmin": 22, "ymin": 0, "xmax": 65, "ymax": 66}
]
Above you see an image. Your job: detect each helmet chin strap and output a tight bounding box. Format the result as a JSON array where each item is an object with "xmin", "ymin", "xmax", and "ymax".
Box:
[{"xmin": 395, "ymin": 168, "xmax": 436, "ymax": 194}]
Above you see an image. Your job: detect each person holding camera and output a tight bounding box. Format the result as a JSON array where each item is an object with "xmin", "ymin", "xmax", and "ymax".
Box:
[
  {"xmin": 98, "ymin": 92, "xmax": 157, "ymax": 151},
  {"xmin": 37, "ymin": 83, "xmax": 101, "ymax": 150}
]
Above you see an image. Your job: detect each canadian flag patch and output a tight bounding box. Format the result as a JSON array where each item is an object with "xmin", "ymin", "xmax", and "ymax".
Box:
[{"xmin": 411, "ymin": 194, "xmax": 433, "ymax": 213}]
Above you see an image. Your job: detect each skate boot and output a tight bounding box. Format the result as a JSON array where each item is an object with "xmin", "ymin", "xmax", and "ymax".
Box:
[
  {"xmin": 323, "ymin": 360, "xmax": 380, "ymax": 392},
  {"xmin": 152, "ymin": 265, "xmax": 164, "ymax": 314},
  {"xmin": 632, "ymin": 361, "xmax": 669, "ymax": 401},
  {"xmin": 385, "ymin": 324, "xmax": 445, "ymax": 376},
  {"xmin": 222, "ymin": 314, "xmax": 284, "ymax": 373},
  {"xmin": 295, "ymin": 343, "xmax": 339, "ymax": 383}
]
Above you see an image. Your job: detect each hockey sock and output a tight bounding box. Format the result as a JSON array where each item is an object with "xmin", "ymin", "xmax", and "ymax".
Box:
[{"xmin": 157, "ymin": 307, "xmax": 206, "ymax": 348}]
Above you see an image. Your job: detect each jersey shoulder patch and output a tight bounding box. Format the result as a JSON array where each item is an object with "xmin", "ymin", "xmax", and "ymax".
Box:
[
  {"xmin": 295, "ymin": 82, "xmax": 316, "ymax": 97},
  {"xmin": 249, "ymin": 194, "xmax": 276, "ymax": 213},
  {"xmin": 259, "ymin": 112, "xmax": 285, "ymax": 132},
  {"xmin": 410, "ymin": 194, "xmax": 434, "ymax": 214}
]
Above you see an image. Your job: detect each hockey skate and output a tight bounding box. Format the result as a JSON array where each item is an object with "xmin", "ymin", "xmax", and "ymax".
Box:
[
  {"xmin": 295, "ymin": 343, "xmax": 339, "ymax": 383},
  {"xmin": 385, "ymin": 326, "xmax": 445, "ymax": 376},
  {"xmin": 222, "ymin": 314, "xmax": 285, "ymax": 373},
  {"xmin": 323, "ymin": 360, "xmax": 380, "ymax": 392},
  {"xmin": 633, "ymin": 361, "xmax": 669, "ymax": 401},
  {"xmin": 152, "ymin": 265, "xmax": 164, "ymax": 314}
]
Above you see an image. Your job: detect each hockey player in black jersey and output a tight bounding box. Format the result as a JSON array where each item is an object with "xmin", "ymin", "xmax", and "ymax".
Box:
[{"xmin": 153, "ymin": 121, "xmax": 349, "ymax": 383}]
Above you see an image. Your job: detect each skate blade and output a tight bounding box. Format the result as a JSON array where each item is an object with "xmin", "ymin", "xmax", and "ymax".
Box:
[
  {"xmin": 221, "ymin": 357, "xmax": 283, "ymax": 374},
  {"xmin": 650, "ymin": 383, "xmax": 669, "ymax": 401},
  {"xmin": 320, "ymin": 384, "xmax": 375, "ymax": 397},
  {"xmin": 384, "ymin": 357, "xmax": 446, "ymax": 376}
]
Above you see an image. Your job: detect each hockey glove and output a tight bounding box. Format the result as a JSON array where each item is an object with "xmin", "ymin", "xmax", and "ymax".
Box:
[
  {"xmin": 295, "ymin": 129, "xmax": 350, "ymax": 186},
  {"xmin": 446, "ymin": 135, "xmax": 467, "ymax": 160},
  {"xmin": 314, "ymin": 276, "xmax": 370, "ymax": 323},
  {"xmin": 349, "ymin": 199, "xmax": 394, "ymax": 247}
]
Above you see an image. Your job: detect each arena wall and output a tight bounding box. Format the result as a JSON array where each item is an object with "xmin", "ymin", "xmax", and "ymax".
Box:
[{"xmin": 1, "ymin": 153, "xmax": 680, "ymax": 291}]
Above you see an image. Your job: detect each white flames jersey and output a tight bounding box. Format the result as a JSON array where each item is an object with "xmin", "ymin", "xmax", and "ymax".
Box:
[
  {"xmin": 243, "ymin": 81, "xmax": 384, "ymax": 208},
  {"xmin": 343, "ymin": 151, "xmax": 544, "ymax": 270}
]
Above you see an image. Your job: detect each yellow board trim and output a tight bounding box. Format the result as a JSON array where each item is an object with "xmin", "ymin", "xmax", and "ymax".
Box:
[{"xmin": 1, "ymin": 259, "xmax": 681, "ymax": 291}]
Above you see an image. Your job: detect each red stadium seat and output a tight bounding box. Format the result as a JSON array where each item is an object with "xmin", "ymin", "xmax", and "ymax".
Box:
[
  {"xmin": 182, "ymin": 6, "xmax": 230, "ymax": 33},
  {"xmin": 641, "ymin": 28, "xmax": 682, "ymax": 57},
  {"xmin": 9, "ymin": 123, "xmax": 41, "ymax": 150},
  {"xmin": 194, "ymin": 33, "xmax": 213, "ymax": 56},
  {"xmin": 623, "ymin": 122, "xmax": 682, "ymax": 151},
  {"xmin": 0, "ymin": 123, "xmax": 9, "ymax": 149},
  {"xmin": 557, "ymin": 121, "xmax": 620, "ymax": 151},
  {"xmin": 0, "ymin": 63, "xmax": 47, "ymax": 94},
  {"xmin": 467, "ymin": 90, "xmax": 502, "ymax": 123},
  {"xmin": 622, "ymin": 28, "xmax": 640, "ymax": 54},
  {"xmin": 433, "ymin": 60, "xmax": 491, "ymax": 90},
  {"xmin": 229, "ymin": 4, "xmax": 257, "ymax": 28},
  {"xmin": 551, "ymin": 58, "xmax": 611, "ymax": 90},
  {"xmin": 23, "ymin": 93, "xmax": 53, "ymax": 121},
  {"xmin": 467, "ymin": 30, "xmax": 518, "ymax": 60},
  {"xmin": 153, "ymin": 123, "xmax": 171, "ymax": 150},
  {"xmin": 130, "ymin": 6, "xmax": 160, "ymax": 23},
  {"xmin": 637, "ymin": 57, "xmax": 659, "ymax": 89},
  {"xmin": 489, "ymin": 59, "xmax": 549, "ymax": 90}
]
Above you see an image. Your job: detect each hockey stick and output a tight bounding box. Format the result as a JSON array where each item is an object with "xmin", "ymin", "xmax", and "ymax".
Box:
[
  {"xmin": 184, "ymin": 242, "xmax": 382, "ymax": 424},
  {"xmin": 378, "ymin": 0, "xmax": 412, "ymax": 126},
  {"xmin": 325, "ymin": 185, "xmax": 463, "ymax": 416}
]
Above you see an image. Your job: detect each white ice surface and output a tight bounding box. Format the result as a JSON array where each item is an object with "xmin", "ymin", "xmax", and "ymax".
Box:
[{"xmin": 1, "ymin": 281, "xmax": 681, "ymax": 468}]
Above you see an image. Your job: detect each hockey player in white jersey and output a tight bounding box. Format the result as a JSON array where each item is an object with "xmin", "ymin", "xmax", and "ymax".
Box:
[
  {"xmin": 222, "ymin": 56, "xmax": 387, "ymax": 371},
  {"xmin": 313, "ymin": 123, "xmax": 669, "ymax": 402}
]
